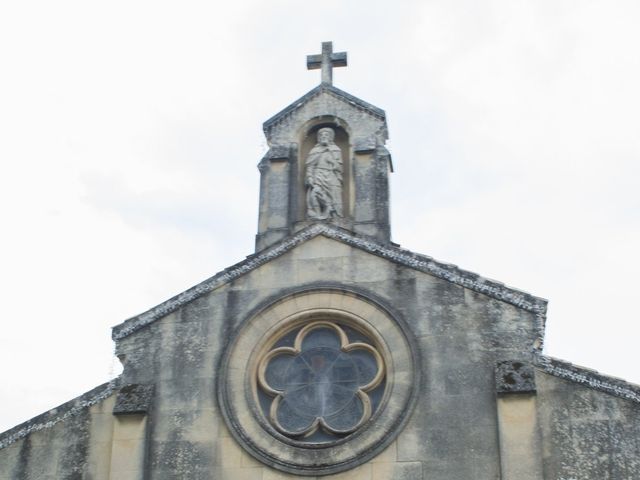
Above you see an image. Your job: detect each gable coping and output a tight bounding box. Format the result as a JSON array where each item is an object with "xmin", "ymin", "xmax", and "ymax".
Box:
[
  {"xmin": 262, "ymin": 84, "xmax": 386, "ymax": 135},
  {"xmin": 535, "ymin": 355, "xmax": 640, "ymax": 404},
  {"xmin": 112, "ymin": 223, "xmax": 547, "ymax": 342},
  {"xmin": 0, "ymin": 379, "xmax": 120, "ymax": 450}
]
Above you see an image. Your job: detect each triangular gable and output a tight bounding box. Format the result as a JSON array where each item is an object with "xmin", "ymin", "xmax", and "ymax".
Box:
[
  {"xmin": 262, "ymin": 84, "xmax": 386, "ymax": 136},
  {"xmin": 112, "ymin": 223, "xmax": 547, "ymax": 341},
  {"xmin": 6, "ymin": 227, "xmax": 639, "ymax": 452}
]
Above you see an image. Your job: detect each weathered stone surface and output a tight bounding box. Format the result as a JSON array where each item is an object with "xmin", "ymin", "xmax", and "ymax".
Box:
[
  {"xmin": 1, "ymin": 46, "xmax": 638, "ymax": 478},
  {"xmin": 113, "ymin": 384, "xmax": 155, "ymax": 415},
  {"xmin": 265, "ymin": 144, "xmax": 291, "ymax": 161},
  {"xmin": 0, "ymin": 391, "xmax": 118, "ymax": 479},
  {"xmin": 354, "ymin": 136, "xmax": 377, "ymax": 153},
  {"xmin": 1, "ymin": 229, "xmax": 638, "ymax": 479},
  {"xmin": 536, "ymin": 371, "xmax": 640, "ymax": 479},
  {"xmin": 495, "ymin": 360, "xmax": 536, "ymax": 394}
]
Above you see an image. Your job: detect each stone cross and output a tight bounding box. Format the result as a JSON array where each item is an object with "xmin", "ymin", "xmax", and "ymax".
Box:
[{"xmin": 306, "ymin": 42, "xmax": 347, "ymax": 85}]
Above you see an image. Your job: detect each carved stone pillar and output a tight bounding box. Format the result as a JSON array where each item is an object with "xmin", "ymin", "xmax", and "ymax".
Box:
[
  {"xmin": 495, "ymin": 361, "xmax": 543, "ymax": 480},
  {"xmin": 255, "ymin": 145, "xmax": 295, "ymax": 251},
  {"xmin": 352, "ymin": 137, "xmax": 392, "ymax": 243},
  {"xmin": 109, "ymin": 384, "xmax": 154, "ymax": 480}
]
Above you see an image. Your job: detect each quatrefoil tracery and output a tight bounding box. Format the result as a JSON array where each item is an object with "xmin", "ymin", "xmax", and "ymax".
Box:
[{"xmin": 257, "ymin": 321, "xmax": 385, "ymax": 438}]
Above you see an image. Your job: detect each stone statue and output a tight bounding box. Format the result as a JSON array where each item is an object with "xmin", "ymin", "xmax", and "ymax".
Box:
[{"xmin": 305, "ymin": 127, "xmax": 343, "ymax": 220}]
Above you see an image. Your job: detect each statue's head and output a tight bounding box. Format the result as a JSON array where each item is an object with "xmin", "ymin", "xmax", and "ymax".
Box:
[{"xmin": 317, "ymin": 127, "xmax": 335, "ymax": 146}]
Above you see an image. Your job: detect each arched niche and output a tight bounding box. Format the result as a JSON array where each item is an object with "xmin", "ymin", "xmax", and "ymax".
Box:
[{"xmin": 297, "ymin": 116, "xmax": 353, "ymax": 223}]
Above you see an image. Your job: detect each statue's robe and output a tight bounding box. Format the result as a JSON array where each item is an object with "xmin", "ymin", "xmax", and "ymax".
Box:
[{"xmin": 305, "ymin": 143, "xmax": 343, "ymax": 219}]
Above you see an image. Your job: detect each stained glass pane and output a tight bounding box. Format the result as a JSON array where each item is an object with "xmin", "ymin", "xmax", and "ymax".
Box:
[
  {"xmin": 349, "ymin": 349, "xmax": 378, "ymax": 385},
  {"xmin": 264, "ymin": 353, "xmax": 294, "ymax": 391},
  {"xmin": 301, "ymin": 327, "xmax": 341, "ymax": 350},
  {"xmin": 277, "ymin": 394, "xmax": 316, "ymax": 434},
  {"xmin": 259, "ymin": 321, "xmax": 384, "ymax": 442},
  {"xmin": 324, "ymin": 395, "xmax": 365, "ymax": 432}
]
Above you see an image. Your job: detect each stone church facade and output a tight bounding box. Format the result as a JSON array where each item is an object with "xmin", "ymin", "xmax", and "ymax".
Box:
[{"xmin": 1, "ymin": 43, "xmax": 639, "ymax": 480}]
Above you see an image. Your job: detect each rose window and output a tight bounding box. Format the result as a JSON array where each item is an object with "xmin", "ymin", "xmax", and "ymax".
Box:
[{"xmin": 257, "ymin": 321, "xmax": 385, "ymax": 442}]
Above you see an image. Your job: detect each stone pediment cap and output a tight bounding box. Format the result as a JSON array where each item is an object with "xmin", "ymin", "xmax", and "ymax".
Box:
[
  {"xmin": 262, "ymin": 84, "xmax": 386, "ymax": 136},
  {"xmin": 534, "ymin": 355, "xmax": 640, "ymax": 404},
  {"xmin": 111, "ymin": 223, "xmax": 548, "ymax": 341}
]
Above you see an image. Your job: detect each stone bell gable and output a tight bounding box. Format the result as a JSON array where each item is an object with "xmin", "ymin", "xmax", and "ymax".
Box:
[{"xmin": 256, "ymin": 46, "xmax": 393, "ymax": 251}]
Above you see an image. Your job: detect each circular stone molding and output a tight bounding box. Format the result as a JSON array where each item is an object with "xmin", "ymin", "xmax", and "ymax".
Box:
[{"xmin": 218, "ymin": 288, "xmax": 419, "ymax": 476}]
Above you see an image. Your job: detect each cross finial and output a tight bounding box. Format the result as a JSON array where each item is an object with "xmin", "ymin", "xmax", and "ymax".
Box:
[{"xmin": 306, "ymin": 41, "xmax": 347, "ymax": 85}]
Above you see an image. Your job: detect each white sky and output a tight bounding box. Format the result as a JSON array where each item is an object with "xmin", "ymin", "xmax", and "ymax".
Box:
[{"xmin": 1, "ymin": 0, "xmax": 639, "ymax": 433}]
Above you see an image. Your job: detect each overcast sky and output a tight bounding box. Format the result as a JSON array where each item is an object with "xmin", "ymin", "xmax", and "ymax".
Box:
[{"xmin": 1, "ymin": 0, "xmax": 639, "ymax": 433}]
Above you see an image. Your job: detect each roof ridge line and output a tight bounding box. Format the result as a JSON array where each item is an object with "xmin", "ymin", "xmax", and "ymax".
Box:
[{"xmin": 112, "ymin": 224, "xmax": 547, "ymax": 341}]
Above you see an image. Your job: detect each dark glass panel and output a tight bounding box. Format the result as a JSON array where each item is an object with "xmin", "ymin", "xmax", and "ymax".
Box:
[
  {"xmin": 285, "ymin": 355, "xmax": 316, "ymax": 387},
  {"xmin": 301, "ymin": 327, "xmax": 341, "ymax": 350},
  {"xmin": 277, "ymin": 394, "xmax": 316, "ymax": 434},
  {"xmin": 264, "ymin": 353, "xmax": 295, "ymax": 391},
  {"xmin": 321, "ymin": 383, "xmax": 357, "ymax": 416},
  {"xmin": 285, "ymin": 383, "xmax": 322, "ymax": 415},
  {"xmin": 367, "ymin": 378, "xmax": 386, "ymax": 412},
  {"xmin": 342, "ymin": 325, "xmax": 372, "ymax": 345},
  {"xmin": 259, "ymin": 322, "xmax": 386, "ymax": 442},
  {"xmin": 329, "ymin": 351, "xmax": 355, "ymax": 379},
  {"xmin": 349, "ymin": 349, "xmax": 378, "ymax": 385},
  {"xmin": 273, "ymin": 328, "xmax": 298, "ymax": 348},
  {"xmin": 257, "ymin": 388, "xmax": 274, "ymax": 417},
  {"xmin": 324, "ymin": 395, "xmax": 365, "ymax": 432}
]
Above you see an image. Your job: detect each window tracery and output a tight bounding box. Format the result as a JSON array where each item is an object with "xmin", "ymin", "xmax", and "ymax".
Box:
[{"xmin": 257, "ymin": 321, "xmax": 385, "ymax": 442}]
